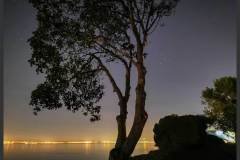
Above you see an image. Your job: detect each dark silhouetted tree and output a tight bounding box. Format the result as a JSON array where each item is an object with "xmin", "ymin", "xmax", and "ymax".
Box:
[
  {"xmin": 28, "ymin": 0, "xmax": 179, "ymax": 159},
  {"xmin": 201, "ymin": 76, "xmax": 236, "ymax": 133}
]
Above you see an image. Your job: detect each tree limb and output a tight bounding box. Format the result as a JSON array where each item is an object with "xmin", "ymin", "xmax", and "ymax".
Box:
[
  {"xmin": 128, "ymin": 1, "xmax": 142, "ymax": 47},
  {"xmin": 124, "ymin": 59, "xmax": 132, "ymax": 102},
  {"xmin": 91, "ymin": 55, "xmax": 123, "ymax": 100}
]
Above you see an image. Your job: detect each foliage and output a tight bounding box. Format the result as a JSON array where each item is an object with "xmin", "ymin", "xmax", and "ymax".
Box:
[
  {"xmin": 201, "ymin": 76, "xmax": 236, "ymax": 132},
  {"xmin": 28, "ymin": 0, "xmax": 179, "ymax": 121},
  {"xmin": 153, "ymin": 114, "xmax": 209, "ymax": 151}
]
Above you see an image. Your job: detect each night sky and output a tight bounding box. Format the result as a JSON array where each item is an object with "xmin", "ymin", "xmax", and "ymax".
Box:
[{"xmin": 4, "ymin": 0, "xmax": 236, "ymax": 141}]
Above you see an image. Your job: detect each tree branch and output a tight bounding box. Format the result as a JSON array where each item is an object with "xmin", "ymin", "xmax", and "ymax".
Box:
[
  {"xmin": 132, "ymin": 0, "xmax": 145, "ymax": 34},
  {"xmin": 91, "ymin": 55, "xmax": 123, "ymax": 100},
  {"xmin": 96, "ymin": 42, "xmax": 129, "ymax": 68},
  {"xmin": 124, "ymin": 59, "xmax": 132, "ymax": 102},
  {"xmin": 128, "ymin": 1, "xmax": 142, "ymax": 46}
]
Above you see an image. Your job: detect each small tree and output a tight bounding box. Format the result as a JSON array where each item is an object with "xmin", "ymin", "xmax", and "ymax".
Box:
[
  {"xmin": 28, "ymin": 0, "xmax": 179, "ymax": 159},
  {"xmin": 201, "ymin": 76, "xmax": 236, "ymax": 133}
]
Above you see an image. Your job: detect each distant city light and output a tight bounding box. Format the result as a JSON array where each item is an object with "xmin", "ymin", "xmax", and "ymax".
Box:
[
  {"xmin": 207, "ymin": 128, "xmax": 235, "ymax": 143},
  {"xmin": 216, "ymin": 130, "xmax": 223, "ymax": 136},
  {"xmin": 3, "ymin": 140, "xmax": 154, "ymax": 145}
]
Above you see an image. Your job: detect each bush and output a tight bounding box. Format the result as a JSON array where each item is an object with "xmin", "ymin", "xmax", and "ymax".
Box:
[{"xmin": 153, "ymin": 114, "xmax": 209, "ymax": 151}]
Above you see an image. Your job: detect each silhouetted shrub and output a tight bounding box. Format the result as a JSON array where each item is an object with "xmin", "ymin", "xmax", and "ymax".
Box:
[{"xmin": 153, "ymin": 114, "xmax": 209, "ymax": 151}]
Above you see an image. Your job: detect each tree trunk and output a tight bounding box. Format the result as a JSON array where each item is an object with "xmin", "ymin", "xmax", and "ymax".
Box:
[
  {"xmin": 109, "ymin": 63, "xmax": 148, "ymax": 160},
  {"xmin": 115, "ymin": 101, "xmax": 127, "ymax": 149},
  {"xmin": 122, "ymin": 63, "xmax": 148, "ymax": 159},
  {"xmin": 109, "ymin": 101, "xmax": 128, "ymax": 160}
]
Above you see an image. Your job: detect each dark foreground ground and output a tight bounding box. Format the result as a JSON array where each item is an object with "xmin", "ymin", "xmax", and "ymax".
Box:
[{"xmin": 131, "ymin": 135, "xmax": 236, "ymax": 160}]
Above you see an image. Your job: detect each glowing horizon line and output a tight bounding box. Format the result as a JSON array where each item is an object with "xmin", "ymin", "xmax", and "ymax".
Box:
[{"xmin": 4, "ymin": 140, "xmax": 154, "ymax": 145}]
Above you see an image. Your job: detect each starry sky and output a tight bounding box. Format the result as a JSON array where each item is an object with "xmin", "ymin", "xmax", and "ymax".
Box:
[{"xmin": 4, "ymin": 0, "xmax": 236, "ymax": 141}]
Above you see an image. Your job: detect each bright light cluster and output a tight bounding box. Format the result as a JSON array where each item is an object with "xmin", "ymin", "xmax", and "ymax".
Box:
[{"xmin": 4, "ymin": 140, "xmax": 154, "ymax": 145}]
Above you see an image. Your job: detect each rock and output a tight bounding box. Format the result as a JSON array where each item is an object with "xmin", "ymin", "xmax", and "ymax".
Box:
[
  {"xmin": 131, "ymin": 114, "xmax": 236, "ymax": 160},
  {"xmin": 131, "ymin": 137, "xmax": 235, "ymax": 160},
  {"xmin": 153, "ymin": 114, "xmax": 209, "ymax": 152}
]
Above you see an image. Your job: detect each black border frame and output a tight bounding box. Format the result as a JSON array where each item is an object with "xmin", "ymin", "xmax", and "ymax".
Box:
[
  {"xmin": 237, "ymin": 0, "xmax": 240, "ymax": 159},
  {"xmin": 0, "ymin": 0, "xmax": 4, "ymax": 160},
  {"xmin": 0, "ymin": 0, "xmax": 239, "ymax": 159}
]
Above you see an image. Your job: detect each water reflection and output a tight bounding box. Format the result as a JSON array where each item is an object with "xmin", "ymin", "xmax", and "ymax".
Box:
[{"xmin": 4, "ymin": 143, "xmax": 156, "ymax": 160}]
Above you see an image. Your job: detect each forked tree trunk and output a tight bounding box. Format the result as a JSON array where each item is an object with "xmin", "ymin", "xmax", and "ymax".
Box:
[
  {"xmin": 121, "ymin": 63, "xmax": 148, "ymax": 159},
  {"xmin": 109, "ymin": 63, "xmax": 148, "ymax": 160}
]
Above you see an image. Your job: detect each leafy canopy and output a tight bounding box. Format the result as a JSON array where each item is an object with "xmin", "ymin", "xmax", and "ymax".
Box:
[
  {"xmin": 28, "ymin": 0, "xmax": 178, "ymax": 121},
  {"xmin": 201, "ymin": 76, "xmax": 236, "ymax": 132}
]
